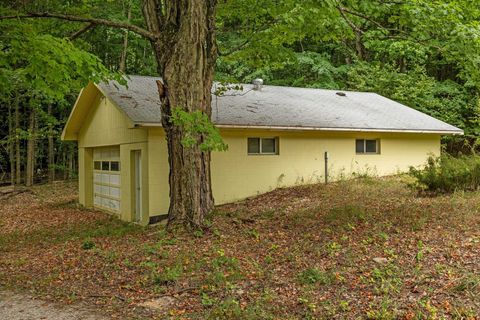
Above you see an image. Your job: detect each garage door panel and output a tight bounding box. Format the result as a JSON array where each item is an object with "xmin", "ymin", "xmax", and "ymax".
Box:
[
  {"xmin": 101, "ymin": 173, "xmax": 110, "ymax": 184},
  {"xmin": 101, "ymin": 185, "xmax": 109, "ymax": 195},
  {"xmin": 93, "ymin": 146, "xmax": 121, "ymax": 214},
  {"xmin": 110, "ymin": 175, "xmax": 120, "ymax": 186},
  {"xmin": 110, "ymin": 187, "xmax": 120, "ymax": 198},
  {"xmin": 110, "ymin": 200, "xmax": 120, "ymax": 211}
]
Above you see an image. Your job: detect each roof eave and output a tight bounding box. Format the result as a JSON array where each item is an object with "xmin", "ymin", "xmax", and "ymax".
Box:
[{"xmin": 134, "ymin": 122, "xmax": 464, "ymax": 135}]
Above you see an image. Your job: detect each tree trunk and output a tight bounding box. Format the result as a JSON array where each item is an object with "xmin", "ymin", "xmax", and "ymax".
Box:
[
  {"xmin": 48, "ymin": 104, "xmax": 55, "ymax": 183},
  {"xmin": 119, "ymin": 3, "xmax": 131, "ymax": 72},
  {"xmin": 142, "ymin": 0, "xmax": 217, "ymax": 229},
  {"xmin": 67, "ymin": 147, "xmax": 73, "ymax": 180},
  {"xmin": 355, "ymin": 31, "xmax": 364, "ymax": 60},
  {"xmin": 63, "ymin": 151, "xmax": 67, "ymax": 180},
  {"xmin": 25, "ymin": 109, "xmax": 35, "ymax": 187},
  {"xmin": 15, "ymin": 96, "xmax": 21, "ymax": 185},
  {"xmin": 8, "ymin": 103, "xmax": 15, "ymax": 186}
]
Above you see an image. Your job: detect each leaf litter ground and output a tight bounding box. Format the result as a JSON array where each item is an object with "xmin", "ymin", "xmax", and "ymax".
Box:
[{"xmin": 0, "ymin": 178, "xmax": 478, "ymax": 319}]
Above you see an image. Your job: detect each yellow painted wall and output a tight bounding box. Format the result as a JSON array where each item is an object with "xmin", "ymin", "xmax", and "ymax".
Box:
[
  {"xmin": 78, "ymin": 94, "xmax": 147, "ymax": 148},
  {"xmin": 78, "ymin": 147, "xmax": 93, "ymax": 208},
  {"xmin": 72, "ymin": 87, "xmax": 441, "ymax": 220},
  {"xmin": 145, "ymin": 129, "xmax": 440, "ymax": 216},
  {"xmin": 211, "ymin": 130, "xmax": 440, "ymax": 204},
  {"xmin": 76, "ymin": 93, "xmax": 150, "ymax": 224},
  {"xmin": 147, "ymin": 128, "xmax": 170, "ymax": 216}
]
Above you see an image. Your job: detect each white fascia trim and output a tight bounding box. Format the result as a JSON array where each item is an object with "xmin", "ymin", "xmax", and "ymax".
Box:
[{"xmin": 134, "ymin": 122, "xmax": 464, "ymax": 135}]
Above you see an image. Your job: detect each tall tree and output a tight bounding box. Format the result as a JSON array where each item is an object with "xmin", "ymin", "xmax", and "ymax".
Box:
[{"xmin": 1, "ymin": 1, "xmax": 223, "ymax": 229}]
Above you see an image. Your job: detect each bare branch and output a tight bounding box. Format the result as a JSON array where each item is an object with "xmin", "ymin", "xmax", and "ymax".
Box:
[
  {"xmin": 0, "ymin": 12, "xmax": 159, "ymax": 41},
  {"xmin": 69, "ymin": 22, "xmax": 96, "ymax": 40},
  {"xmin": 336, "ymin": 6, "xmax": 364, "ymax": 35},
  {"xmin": 337, "ymin": 6, "xmax": 401, "ymax": 34}
]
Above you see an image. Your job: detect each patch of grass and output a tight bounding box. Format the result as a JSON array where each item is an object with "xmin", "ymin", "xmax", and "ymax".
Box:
[
  {"xmin": 365, "ymin": 297, "xmax": 396, "ymax": 320},
  {"xmin": 151, "ymin": 264, "xmax": 183, "ymax": 286},
  {"xmin": 297, "ymin": 268, "xmax": 335, "ymax": 285},
  {"xmin": 204, "ymin": 293, "xmax": 277, "ymax": 320},
  {"xmin": 452, "ymin": 273, "xmax": 480, "ymax": 293},
  {"xmin": 324, "ymin": 205, "xmax": 368, "ymax": 230},
  {"xmin": 366, "ymin": 264, "xmax": 403, "ymax": 295},
  {"xmin": 325, "ymin": 241, "xmax": 342, "ymax": 256},
  {"xmin": 81, "ymin": 239, "xmax": 95, "ymax": 250}
]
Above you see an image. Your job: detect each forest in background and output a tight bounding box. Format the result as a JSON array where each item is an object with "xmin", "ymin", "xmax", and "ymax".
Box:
[{"xmin": 1, "ymin": 0, "xmax": 479, "ymax": 186}]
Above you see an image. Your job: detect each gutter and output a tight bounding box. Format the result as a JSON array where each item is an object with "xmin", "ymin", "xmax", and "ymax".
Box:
[{"xmin": 134, "ymin": 122, "xmax": 464, "ymax": 135}]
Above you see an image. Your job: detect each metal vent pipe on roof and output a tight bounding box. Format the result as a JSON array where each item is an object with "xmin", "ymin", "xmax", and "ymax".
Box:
[{"xmin": 252, "ymin": 78, "xmax": 263, "ymax": 91}]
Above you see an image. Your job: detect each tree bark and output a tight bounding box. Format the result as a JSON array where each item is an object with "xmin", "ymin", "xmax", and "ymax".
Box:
[
  {"xmin": 8, "ymin": 103, "xmax": 15, "ymax": 186},
  {"xmin": 142, "ymin": 0, "xmax": 217, "ymax": 229},
  {"xmin": 15, "ymin": 97, "xmax": 21, "ymax": 185},
  {"xmin": 25, "ymin": 108, "xmax": 35, "ymax": 187},
  {"xmin": 48, "ymin": 104, "xmax": 55, "ymax": 183},
  {"xmin": 3, "ymin": 1, "xmax": 219, "ymax": 229}
]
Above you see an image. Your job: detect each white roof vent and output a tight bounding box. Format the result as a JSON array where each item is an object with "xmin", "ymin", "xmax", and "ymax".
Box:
[{"xmin": 252, "ymin": 78, "xmax": 263, "ymax": 91}]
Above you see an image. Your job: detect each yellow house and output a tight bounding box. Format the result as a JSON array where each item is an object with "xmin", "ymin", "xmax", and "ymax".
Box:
[{"xmin": 62, "ymin": 76, "xmax": 463, "ymax": 225}]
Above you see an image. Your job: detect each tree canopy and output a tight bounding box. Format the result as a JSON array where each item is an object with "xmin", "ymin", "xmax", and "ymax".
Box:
[{"xmin": 0, "ymin": 0, "xmax": 478, "ymax": 187}]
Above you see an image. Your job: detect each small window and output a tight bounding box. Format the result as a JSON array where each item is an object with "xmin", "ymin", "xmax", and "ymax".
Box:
[
  {"xmin": 356, "ymin": 139, "xmax": 379, "ymax": 154},
  {"xmin": 365, "ymin": 140, "xmax": 377, "ymax": 153},
  {"xmin": 355, "ymin": 140, "xmax": 365, "ymax": 154},
  {"xmin": 94, "ymin": 161, "xmax": 101, "ymax": 170},
  {"xmin": 110, "ymin": 161, "xmax": 120, "ymax": 172},
  {"xmin": 261, "ymin": 138, "xmax": 276, "ymax": 154},
  {"xmin": 248, "ymin": 138, "xmax": 260, "ymax": 154},
  {"xmin": 102, "ymin": 161, "xmax": 110, "ymax": 171},
  {"xmin": 248, "ymin": 137, "xmax": 279, "ymax": 155}
]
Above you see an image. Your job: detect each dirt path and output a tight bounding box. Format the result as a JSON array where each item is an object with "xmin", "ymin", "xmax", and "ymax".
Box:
[{"xmin": 0, "ymin": 291, "xmax": 105, "ymax": 320}]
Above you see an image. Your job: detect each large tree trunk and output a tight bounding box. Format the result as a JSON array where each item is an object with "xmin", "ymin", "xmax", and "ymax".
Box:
[
  {"xmin": 142, "ymin": 0, "xmax": 217, "ymax": 229},
  {"xmin": 25, "ymin": 109, "xmax": 35, "ymax": 187},
  {"xmin": 48, "ymin": 104, "xmax": 55, "ymax": 183}
]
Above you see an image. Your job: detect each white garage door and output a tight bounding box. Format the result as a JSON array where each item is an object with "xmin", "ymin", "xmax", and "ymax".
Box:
[{"xmin": 93, "ymin": 147, "xmax": 121, "ymax": 213}]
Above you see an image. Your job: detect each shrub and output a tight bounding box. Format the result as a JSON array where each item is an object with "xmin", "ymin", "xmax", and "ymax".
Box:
[
  {"xmin": 152, "ymin": 264, "xmax": 182, "ymax": 285},
  {"xmin": 81, "ymin": 239, "xmax": 95, "ymax": 250},
  {"xmin": 409, "ymin": 154, "xmax": 480, "ymax": 193}
]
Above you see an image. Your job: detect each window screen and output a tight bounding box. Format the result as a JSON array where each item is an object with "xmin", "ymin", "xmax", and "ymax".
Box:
[
  {"xmin": 94, "ymin": 161, "xmax": 101, "ymax": 170},
  {"xmin": 248, "ymin": 138, "xmax": 260, "ymax": 154}
]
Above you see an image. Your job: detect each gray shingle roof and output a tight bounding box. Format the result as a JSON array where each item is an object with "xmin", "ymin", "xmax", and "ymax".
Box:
[{"xmin": 98, "ymin": 75, "xmax": 463, "ymax": 134}]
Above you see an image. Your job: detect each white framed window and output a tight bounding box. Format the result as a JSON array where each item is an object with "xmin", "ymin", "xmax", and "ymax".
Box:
[
  {"xmin": 356, "ymin": 139, "xmax": 380, "ymax": 154},
  {"xmin": 94, "ymin": 160, "xmax": 120, "ymax": 172},
  {"xmin": 248, "ymin": 137, "xmax": 279, "ymax": 155}
]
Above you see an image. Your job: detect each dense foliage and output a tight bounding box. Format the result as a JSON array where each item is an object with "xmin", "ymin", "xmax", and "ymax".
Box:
[
  {"xmin": 410, "ymin": 154, "xmax": 480, "ymax": 193},
  {"xmin": 0, "ymin": 0, "xmax": 479, "ymax": 185}
]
